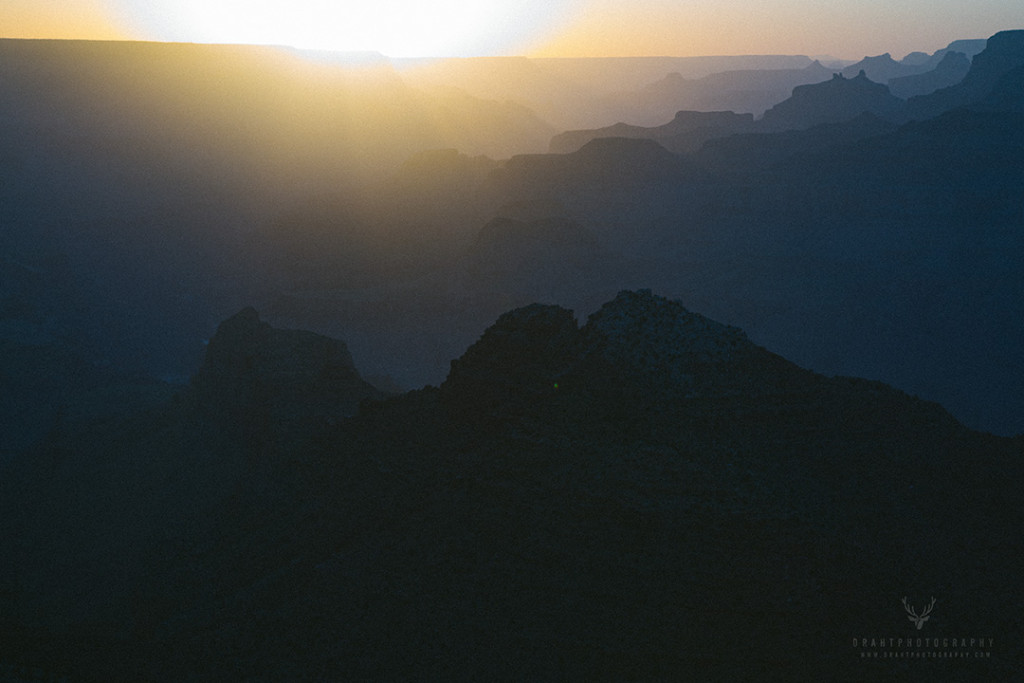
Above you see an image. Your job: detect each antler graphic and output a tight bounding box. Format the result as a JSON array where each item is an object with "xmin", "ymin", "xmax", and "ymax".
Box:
[{"xmin": 902, "ymin": 596, "xmax": 936, "ymax": 630}]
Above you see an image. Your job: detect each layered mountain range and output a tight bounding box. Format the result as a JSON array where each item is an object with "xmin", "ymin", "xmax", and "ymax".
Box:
[
  {"xmin": 4, "ymin": 23, "xmax": 1024, "ymax": 680},
  {"xmin": 3, "ymin": 291, "xmax": 1022, "ymax": 679},
  {"xmin": 387, "ymin": 30, "xmax": 1024, "ymax": 435},
  {"xmin": 2, "ymin": 30, "xmax": 1023, "ymax": 458},
  {"xmin": 553, "ymin": 31, "xmax": 1024, "ymax": 153}
]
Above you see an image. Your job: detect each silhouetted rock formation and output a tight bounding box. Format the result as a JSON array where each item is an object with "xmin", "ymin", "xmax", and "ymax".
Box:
[
  {"xmin": 442, "ymin": 303, "xmax": 581, "ymax": 416},
  {"xmin": 635, "ymin": 60, "xmax": 835, "ymax": 122},
  {"xmin": 192, "ymin": 307, "xmax": 381, "ymax": 434},
  {"xmin": 4, "ymin": 290, "xmax": 1022, "ymax": 680},
  {"xmin": 566, "ymin": 136, "xmax": 683, "ymax": 172},
  {"xmin": 473, "ymin": 37, "xmax": 1024, "ymax": 435},
  {"xmin": 900, "ymin": 51, "xmax": 931, "ymax": 67},
  {"xmin": 927, "ymin": 38, "xmax": 988, "ymax": 67},
  {"xmin": 577, "ymin": 290, "xmax": 769, "ymax": 398},
  {"xmin": 760, "ymin": 70, "xmax": 903, "ymax": 131},
  {"xmin": 444, "ymin": 290, "xmax": 767, "ymax": 404},
  {"xmin": 905, "ymin": 29, "xmax": 1024, "ymax": 119},
  {"xmin": 500, "ymin": 136, "xmax": 697, "ymax": 196},
  {"xmin": 550, "ymin": 110, "xmax": 755, "ymax": 154},
  {"xmin": 889, "ymin": 51, "xmax": 971, "ymax": 98},
  {"xmin": 841, "ymin": 52, "xmax": 922, "ymax": 83}
]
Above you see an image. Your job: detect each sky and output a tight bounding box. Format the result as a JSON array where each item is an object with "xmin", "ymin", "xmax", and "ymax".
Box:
[{"xmin": 2, "ymin": 0, "xmax": 1023, "ymax": 59}]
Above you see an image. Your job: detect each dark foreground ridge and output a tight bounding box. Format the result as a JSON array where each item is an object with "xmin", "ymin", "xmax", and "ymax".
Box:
[{"xmin": 2, "ymin": 291, "xmax": 1022, "ymax": 680}]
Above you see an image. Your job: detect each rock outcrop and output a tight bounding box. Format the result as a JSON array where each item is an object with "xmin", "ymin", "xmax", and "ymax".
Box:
[
  {"xmin": 442, "ymin": 303, "xmax": 580, "ymax": 415},
  {"xmin": 443, "ymin": 290, "xmax": 817, "ymax": 419},
  {"xmin": 759, "ymin": 70, "xmax": 903, "ymax": 131},
  {"xmin": 579, "ymin": 289, "xmax": 768, "ymax": 395},
  {"xmin": 192, "ymin": 307, "xmax": 381, "ymax": 433}
]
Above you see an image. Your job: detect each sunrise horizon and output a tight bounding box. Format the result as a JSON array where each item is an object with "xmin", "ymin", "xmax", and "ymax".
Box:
[
  {"xmin": 0, "ymin": 33, "xmax": 1016, "ymax": 65},
  {"xmin": 4, "ymin": 0, "xmax": 1023, "ymax": 61}
]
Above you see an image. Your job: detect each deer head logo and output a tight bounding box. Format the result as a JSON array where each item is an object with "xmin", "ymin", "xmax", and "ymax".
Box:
[{"xmin": 902, "ymin": 596, "xmax": 936, "ymax": 630}]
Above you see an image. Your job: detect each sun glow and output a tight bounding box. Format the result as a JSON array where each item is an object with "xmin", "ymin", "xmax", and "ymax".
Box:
[{"xmin": 113, "ymin": 0, "xmax": 575, "ymax": 58}]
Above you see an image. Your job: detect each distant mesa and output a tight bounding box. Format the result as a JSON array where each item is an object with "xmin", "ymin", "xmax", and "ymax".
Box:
[
  {"xmin": 900, "ymin": 51, "xmax": 932, "ymax": 67},
  {"xmin": 888, "ymin": 51, "xmax": 971, "ymax": 99},
  {"xmin": 550, "ymin": 40, "xmax": 991, "ymax": 151},
  {"xmin": 905, "ymin": 29, "xmax": 1024, "ymax": 120},
  {"xmin": 570, "ymin": 135, "xmax": 679, "ymax": 166},
  {"xmin": 840, "ymin": 40, "xmax": 983, "ymax": 83},
  {"xmin": 840, "ymin": 53, "xmax": 912, "ymax": 83},
  {"xmin": 946, "ymin": 38, "xmax": 990, "ymax": 53},
  {"xmin": 927, "ymin": 38, "xmax": 989, "ymax": 68},
  {"xmin": 759, "ymin": 30, "xmax": 1024, "ymax": 129},
  {"xmin": 759, "ymin": 70, "xmax": 902, "ymax": 132},
  {"xmin": 549, "ymin": 121, "xmax": 653, "ymax": 154},
  {"xmin": 635, "ymin": 60, "xmax": 836, "ymax": 124},
  {"xmin": 615, "ymin": 35, "xmax": 1002, "ymax": 141},
  {"xmin": 550, "ymin": 110, "xmax": 755, "ymax": 154},
  {"xmin": 502, "ymin": 136, "xmax": 695, "ymax": 194}
]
